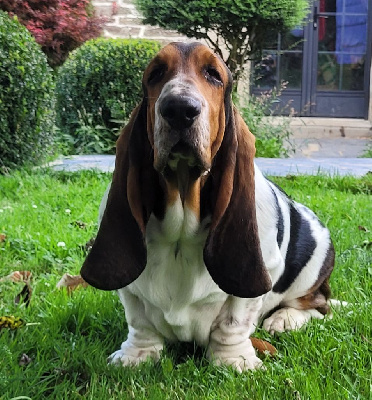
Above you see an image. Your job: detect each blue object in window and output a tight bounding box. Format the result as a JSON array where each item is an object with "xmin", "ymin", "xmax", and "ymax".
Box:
[{"xmin": 336, "ymin": 0, "xmax": 368, "ymax": 64}]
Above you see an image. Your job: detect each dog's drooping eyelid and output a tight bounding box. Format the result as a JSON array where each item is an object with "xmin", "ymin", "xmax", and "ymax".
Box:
[
  {"xmin": 204, "ymin": 65, "xmax": 223, "ymax": 86},
  {"xmin": 147, "ymin": 64, "xmax": 167, "ymax": 85}
]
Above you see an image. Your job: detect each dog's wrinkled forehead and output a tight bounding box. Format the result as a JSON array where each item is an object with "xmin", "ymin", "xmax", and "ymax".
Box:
[{"xmin": 142, "ymin": 42, "xmax": 232, "ymax": 91}]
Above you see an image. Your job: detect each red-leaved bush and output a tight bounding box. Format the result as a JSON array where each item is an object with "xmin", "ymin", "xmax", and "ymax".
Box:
[{"xmin": 1, "ymin": 0, "xmax": 106, "ymax": 67}]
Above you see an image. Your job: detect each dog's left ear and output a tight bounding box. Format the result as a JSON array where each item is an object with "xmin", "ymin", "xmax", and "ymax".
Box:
[
  {"xmin": 81, "ymin": 100, "xmax": 160, "ymax": 290},
  {"xmin": 203, "ymin": 107, "xmax": 272, "ymax": 298}
]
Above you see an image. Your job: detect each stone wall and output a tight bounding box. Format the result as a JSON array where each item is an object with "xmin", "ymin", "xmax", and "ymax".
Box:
[{"xmin": 92, "ymin": 0, "xmax": 187, "ymax": 43}]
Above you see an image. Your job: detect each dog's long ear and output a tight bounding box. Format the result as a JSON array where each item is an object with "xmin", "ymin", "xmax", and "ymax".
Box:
[
  {"xmin": 203, "ymin": 107, "xmax": 272, "ymax": 298},
  {"xmin": 81, "ymin": 101, "xmax": 160, "ymax": 290}
]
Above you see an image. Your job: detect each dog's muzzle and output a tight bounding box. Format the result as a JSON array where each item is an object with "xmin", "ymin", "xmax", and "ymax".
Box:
[
  {"xmin": 159, "ymin": 95, "xmax": 201, "ymax": 130},
  {"xmin": 156, "ymin": 94, "xmax": 209, "ymax": 201}
]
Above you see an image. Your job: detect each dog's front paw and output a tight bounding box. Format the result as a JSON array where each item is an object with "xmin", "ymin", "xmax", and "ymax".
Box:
[
  {"xmin": 207, "ymin": 342, "xmax": 264, "ymax": 373},
  {"xmin": 212, "ymin": 353, "xmax": 264, "ymax": 373},
  {"xmin": 108, "ymin": 341, "xmax": 162, "ymax": 367}
]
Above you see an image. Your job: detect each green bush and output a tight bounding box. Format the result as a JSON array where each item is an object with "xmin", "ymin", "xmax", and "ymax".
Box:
[
  {"xmin": 55, "ymin": 38, "xmax": 161, "ymax": 154},
  {"xmin": 239, "ymin": 84, "xmax": 294, "ymax": 158},
  {"xmin": 0, "ymin": 11, "xmax": 55, "ymax": 171}
]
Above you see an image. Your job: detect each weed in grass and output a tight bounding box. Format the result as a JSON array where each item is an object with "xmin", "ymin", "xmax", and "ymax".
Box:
[
  {"xmin": 0, "ymin": 170, "xmax": 371, "ymax": 399},
  {"xmin": 360, "ymin": 143, "xmax": 372, "ymax": 158}
]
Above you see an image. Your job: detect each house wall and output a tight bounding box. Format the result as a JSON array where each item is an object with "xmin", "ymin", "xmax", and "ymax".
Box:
[{"xmin": 92, "ymin": 0, "xmax": 186, "ymax": 43}]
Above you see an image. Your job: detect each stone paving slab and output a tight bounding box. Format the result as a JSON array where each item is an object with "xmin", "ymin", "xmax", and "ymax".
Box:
[
  {"xmin": 288, "ymin": 138, "xmax": 370, "ymax": 158},
  {"xmin": 49, "ymin": 155, "xmax": 371, "ymax": 177},
  {"xmin": 48, "ymin": 155, "xmax": 116, "ymax": 173},
  {"xmin": 256, "ymin": 157, "xmax": 371, "ymax": 177}
]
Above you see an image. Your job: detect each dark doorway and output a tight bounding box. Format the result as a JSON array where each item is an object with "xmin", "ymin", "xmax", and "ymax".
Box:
[{"xmin": 251, "ymin": 0, "xmax": 371, "ymax": 118}]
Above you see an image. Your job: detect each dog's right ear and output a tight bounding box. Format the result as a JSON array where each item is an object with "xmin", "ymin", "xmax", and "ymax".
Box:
[
  {"xmin": 203, "ymin": 107, "xmax": 272, "ymax": 298},
  {"xmin": 81, "ymin": 101, "xmax": 160, "ymax": 290}
]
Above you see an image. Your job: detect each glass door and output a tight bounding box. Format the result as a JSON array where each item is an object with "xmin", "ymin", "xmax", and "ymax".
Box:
[
  {"xmin": 312, "ymin": 0, "xmax": 370, "ymax": 117},
  {"xmin": 251, "ymin": 0, "xmax": 371, "ymax": 118},
  {"xmin": 251, "ymin": 26, "xmax": 306, "ymax": 114}
]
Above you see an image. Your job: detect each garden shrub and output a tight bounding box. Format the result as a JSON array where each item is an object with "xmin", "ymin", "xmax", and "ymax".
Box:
[
  {"xmin": 239, "ymin": 84, "xmax": 294, "ymax": 158},
  {"xmin": 0, "ymin": 0, "xmax": 105, "ymax": 68},
  {"xmin": 0, "ymin": 11, "xmax": 55, "ymax": 171},
  {"xmin": 55, "ymin": 38, "xmax": 161, "ymax": 154}
]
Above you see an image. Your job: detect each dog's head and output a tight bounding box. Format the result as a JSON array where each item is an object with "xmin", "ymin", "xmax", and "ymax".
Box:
[
  {"xmin": 81, "ymin": 42, "xmax": 271, "ymax": 298},
  {"xmin": 144, "ymin": 43, "xmax": 231, "ymax": 192}
]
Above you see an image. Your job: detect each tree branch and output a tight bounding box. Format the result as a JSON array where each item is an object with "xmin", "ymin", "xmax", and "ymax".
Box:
[{"xmin": 205, "ymin": 32, "xmax": 224, "ymax": 60}]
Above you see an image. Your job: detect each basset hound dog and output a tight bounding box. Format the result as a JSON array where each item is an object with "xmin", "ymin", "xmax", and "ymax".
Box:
[{"xmin": 81, "ymin": 42, "xmax": 335, "ymax": 372}]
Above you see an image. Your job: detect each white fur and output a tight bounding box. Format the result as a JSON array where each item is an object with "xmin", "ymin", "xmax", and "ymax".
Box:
[{"xmin": 100, "ymin": 162, "xmax": 332, "ymax": 371}]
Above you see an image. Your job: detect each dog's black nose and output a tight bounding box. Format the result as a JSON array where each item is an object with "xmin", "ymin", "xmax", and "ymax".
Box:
[{"xmin": 160, "ymin": 96, "xmax": 201, "ymax": 130}]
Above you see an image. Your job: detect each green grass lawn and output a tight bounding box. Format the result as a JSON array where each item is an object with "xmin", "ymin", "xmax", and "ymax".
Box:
[{"xmin": 0, "ymin": 169, "xmax": 371, "ymax": 400}]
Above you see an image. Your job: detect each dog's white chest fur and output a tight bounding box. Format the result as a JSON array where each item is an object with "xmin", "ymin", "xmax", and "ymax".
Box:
[{"xmin": 126, "ymin": 196, "xmax": 228, "ymax": 345}]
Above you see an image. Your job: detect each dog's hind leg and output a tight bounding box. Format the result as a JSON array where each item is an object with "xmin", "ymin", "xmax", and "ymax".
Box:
[{"xmin": 262, "ymin": 279, "xmax": 331, "ymax": 335}]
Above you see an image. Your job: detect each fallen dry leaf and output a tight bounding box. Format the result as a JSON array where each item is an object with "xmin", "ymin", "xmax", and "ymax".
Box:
[
  {"xmin": 56, "ymin": 273, "xmax": 89, "ymax": 293},
  {"xmin": 19, "ymin": 353, "xmax": 32, "ymax": 367},
  {"xmin": 0, "ymin": 316, "xmax": 25, "ymax": 330},
  {"xmin": 0, "ymin": 233, "xmax": 6, "ymax": 242},
  {"xmin": 72, "ymin": 220, "xmax": 87, "ymax": 229},
  {"xmin": 250, "ymin": 337, "xmax": 277, "ymax": 357},
  {"xmin": 0, "ymin": 271, "xmax": 33, "ymax": 307},
  {"xmin": 15, "ymin": 283, "xmax": 33, "ymax": 307},
  {"xmin": 0, "ymin": 270, "xmax": 32, "ymax": 283}
]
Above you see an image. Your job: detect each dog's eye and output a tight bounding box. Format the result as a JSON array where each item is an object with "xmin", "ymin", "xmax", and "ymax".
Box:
[
  {"xmin": 204, "ymin": 66, "xmax": 223, "ymax": 86},
  {"xmin": 148, "ymin": 65, "xmax": 166, "ymax": 84}
]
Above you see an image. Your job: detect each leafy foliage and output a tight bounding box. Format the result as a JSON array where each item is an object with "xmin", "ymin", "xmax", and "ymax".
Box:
[
  {"xmin": 360, "ymin": 143, "xmax": 372, "ymax": 158},
  {"xmin": 135, "ymin": 0, "xmax": 309, "ymax": 84},
  {"xmin": 0, "ymin": 12, "xmax": 55, "ymax": 171},
  {"xmin": 55, "ymin": 38, "xmax": 161, "ymax": 154},
  {"xmin": 0, "ymin": 0, "xmax": 105, "ymax": 67},
  {"xmin": 239, "ymin": 83, "xmax": 294, "ymax": 157},
  {"xmin": 58, "ymin": 109, "xmax": 119, "ymax": 155}
]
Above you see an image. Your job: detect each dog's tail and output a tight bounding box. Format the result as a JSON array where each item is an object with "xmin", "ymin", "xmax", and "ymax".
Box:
[{"xmin": 250, "ymin": 338, "xmax": 277, "ymax": 357}]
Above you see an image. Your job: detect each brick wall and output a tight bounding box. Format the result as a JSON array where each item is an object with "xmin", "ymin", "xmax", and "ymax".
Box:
[{"xmin": 92, "ymin": 0, "xmax": 187, "ymax": 43}]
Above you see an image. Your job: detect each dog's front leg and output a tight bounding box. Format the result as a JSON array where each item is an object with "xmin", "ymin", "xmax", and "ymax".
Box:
[
  {"xmin": 108, "ymin": 288, "xmax": 164, "ymax": 366},
  {"xmin": 207, "ymin": 296, "xmax": 264, "ymax": 372}
]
